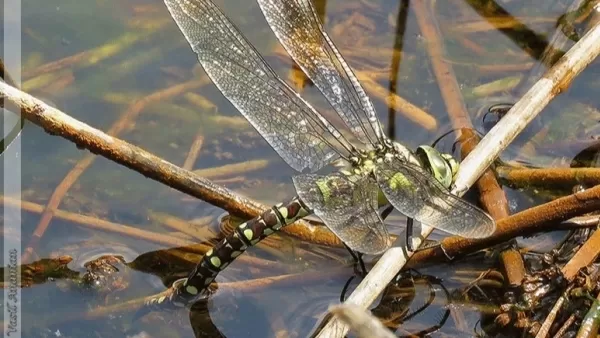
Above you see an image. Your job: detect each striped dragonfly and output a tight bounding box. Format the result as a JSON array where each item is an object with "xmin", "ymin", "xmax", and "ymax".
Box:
[{"xmin": 145, "ymin": 0, "xmax": 496, "ymax": 309}]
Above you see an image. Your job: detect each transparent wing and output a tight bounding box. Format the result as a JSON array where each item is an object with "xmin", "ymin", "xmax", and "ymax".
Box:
[
  {"xmin": 374, "ymin": 159, "xmax": 496, "ymax": 238},
  {"xmin": 165, "ymin": 0, "xmax": 350, "ymax": 172},
  {"xmin": 293, "ymin": 173, "xmax": 391, "ymax": 254},
  {"xmin": 257, "ymin": 0, "xmax": 384, "ymax": 144}
]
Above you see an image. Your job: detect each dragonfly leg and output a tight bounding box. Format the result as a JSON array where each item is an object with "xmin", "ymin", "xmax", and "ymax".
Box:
[
  {"xmin": 380, "ymin": 204, "xmax": 394, "ymax": 220},
  {"xmin": 339, "ymin": 275, "xmax": 356, "ymax": 302},
  {"xmin": 406, "ymin": 217, "xmax": 415, "ymax": 252},
  {"xmin": 138, "ymin": 197, "xmax": 310, "ymax": 313},
  {"xmin": 405, "ymin": 219, "xmax": 441, "ymax": 252},
  {"xmin": 342, "ymin": 204, "xmax": 395, "ymax": 276},
  {"xmin": 343, "ymin": 242, "xmax": 367, "ymax": 275}
]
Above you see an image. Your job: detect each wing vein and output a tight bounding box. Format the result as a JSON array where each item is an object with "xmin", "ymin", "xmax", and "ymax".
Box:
[{"xmin": 166, "ymin": 0, "xmax": 357, "ymax": 172}]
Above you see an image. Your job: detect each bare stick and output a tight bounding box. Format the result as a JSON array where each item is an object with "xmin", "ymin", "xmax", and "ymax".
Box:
[
  {"xmin": 329, "ymin": 304, "xmax": 396, "ymax": 338},
  {"xmin": 315, "ymin": 11, "xmax": 600, "ymax": 338},
  {"xmin": 0, "ymin": 81, "xmax": 343, "ymax": 248}
]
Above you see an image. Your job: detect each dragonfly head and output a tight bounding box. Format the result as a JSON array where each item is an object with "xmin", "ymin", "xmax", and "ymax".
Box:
[{"xmin": 415, "ymin": 145, "xmax": 458, "ymax": 189}]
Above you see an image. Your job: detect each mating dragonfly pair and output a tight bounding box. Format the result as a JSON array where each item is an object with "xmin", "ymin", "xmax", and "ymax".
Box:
[{"xmin": 144, "ymin": 0, "xmax": 496, "ymax": 309}]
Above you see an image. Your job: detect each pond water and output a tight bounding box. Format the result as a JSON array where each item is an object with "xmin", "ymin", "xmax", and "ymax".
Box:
[{"xmin": 2, "ymin": 0, "xmax": 600, "ymax": 337}]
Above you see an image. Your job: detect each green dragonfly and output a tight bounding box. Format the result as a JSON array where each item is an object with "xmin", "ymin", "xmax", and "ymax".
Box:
[{"xmin": 144, "ymin": 0, "xmax": 496, "ymax": 309}]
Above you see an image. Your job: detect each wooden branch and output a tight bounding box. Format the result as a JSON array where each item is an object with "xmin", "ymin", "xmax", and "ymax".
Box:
[{"xmin": 0, "ymin": 81, "xmax": 343, "ymax": 249}]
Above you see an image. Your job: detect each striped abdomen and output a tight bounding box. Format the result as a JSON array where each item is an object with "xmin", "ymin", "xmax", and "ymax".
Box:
[{"xmin": 148, "ymin": 196, "xmax": 311, "ymax": 308}]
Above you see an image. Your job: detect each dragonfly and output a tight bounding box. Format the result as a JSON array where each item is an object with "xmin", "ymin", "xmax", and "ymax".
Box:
[{"xmin": 144, "ymin": 0, "xmax": 496, "ymax": 310}]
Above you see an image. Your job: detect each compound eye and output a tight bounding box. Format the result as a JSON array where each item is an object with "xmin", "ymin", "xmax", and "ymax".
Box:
[{"xmin": 415, "ymin": 146, "xmax": 454, "ymax": 188}]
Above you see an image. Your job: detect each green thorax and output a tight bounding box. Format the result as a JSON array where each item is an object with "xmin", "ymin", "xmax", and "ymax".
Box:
[{"xmin": 329, "ymin": 142, "xmax": 459, "ymax": 208}]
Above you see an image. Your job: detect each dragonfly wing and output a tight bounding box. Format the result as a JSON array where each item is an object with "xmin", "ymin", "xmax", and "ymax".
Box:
[
  {"xmin": 257, "ymin": 0, "xmax": 384, "ymax": 144},
  {"xmin": 293, "ymin": 173, "xmax": 391, "ymax": 254},
  {"xmin": 165, "ymin": 0, "xmax": 345, "ymax": 172},
  {"xmin": 374, "ymin": 159, "xmax": 496, "ymax": 238}
]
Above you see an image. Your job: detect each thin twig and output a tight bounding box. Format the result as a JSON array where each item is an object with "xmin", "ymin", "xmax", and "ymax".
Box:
[
  {"xmin": 147, "ymin": 211, "xmax": 213, "ymax": 242},
  {"xmin": 193, "ymin": 159, "xmax": 270, "ymax": 179},
  {"xmin": 22, "ymin": 21, "xmax": 168, "ymax": 79},
  {"xmin": 182, "ymin": 133, "xmax": 204, "ymax": 170},
  {"xmin": 355, "ymin": 72, "xmax": 438, "ymax": 131},
  {"xmin": 560, "ymin": 214, "xmax": 600, "ymax": 228},
  {"xmin": 534, "ymin": 285, "xmax": 573, "ymax": 338},
  {"xmin": 449, "ymin": 17, "xmax": 556, "ymax": 33},
  {"xmin": 1, "ymin": 195, "xmax": 194, "ymax": 248},
  {"xmin": 554, "ymin": 314, "xmax": 577, "ymax": 338},
  {"xmin": 408, "ymin": 183, "xmax": 600, "ymax": 267}
]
